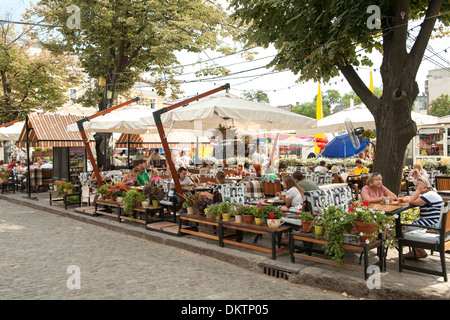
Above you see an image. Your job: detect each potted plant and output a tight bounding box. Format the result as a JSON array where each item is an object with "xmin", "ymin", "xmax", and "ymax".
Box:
[
  {"xmin": 348, "ymin": 201, "xmax": 396, "ymax": 245},
  {"xmin": 96, "ymin": 183, "xmax": 109, "ymax": 200},
  {"xmin": 265, "ymin": 206, "xmax": 284, "ymax": 228},
  {"xmin": 254, "ymin": 204, "xmax": 266, "ymax": 226},
  {"xmin": 143, "ymin": 183, "xmax": 165, "ymax": 207},
  {"xmin": 299, "ymin": 211, "xmax": 314, "ymax": 233},
  {"xmin": 108, "ymin": 183, "xmax": 129, "ymax": 202},
  {"xmin": 218, "ymin": 201, "xmax": 232, "ymax": 221},
  {"xmin": 0, "ymin": 170, "xmax": 11, "ymax": 183},
  {"xmin": 182, "ymin": 192, "xmax": 202, "ymax": 215},
  {"xmin": 313, "ymin": 214, "xmax": 325, "ymax": 238},
  {"xmin": 236, "ymin": 205, "xmax": 253, "ymax": 223},
  {"xmin": 241, "ymin": 205, "xmax": 256, "ymax": 224},
  {"xmin": 123, "ymin": 189, "xmax": 144, "ymax": 218},
  {"xmin": 204, "ymin": 204, "xmax": 219, "ymax": 220}
]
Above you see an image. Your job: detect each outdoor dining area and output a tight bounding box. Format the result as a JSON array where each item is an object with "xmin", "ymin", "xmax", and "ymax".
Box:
[{"xmin": 0, "ymin": 85, "xmax": 449, "ymax": 284}]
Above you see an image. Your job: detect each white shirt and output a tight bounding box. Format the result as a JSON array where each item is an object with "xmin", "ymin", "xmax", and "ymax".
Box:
[
  {"xmin": 314, "ymin": 166, "xmax": 329, "ymax": 173},
  {"xmin": 40, "ymin": 163, "xmax": 53, "ymax": 169},
  {"xmin": 168, "ymin": 177, "xmax": 193, "ymax": 197},
  {"xmin": 286, "ymin": 186, "xmax": 303, "ymax": 209}
]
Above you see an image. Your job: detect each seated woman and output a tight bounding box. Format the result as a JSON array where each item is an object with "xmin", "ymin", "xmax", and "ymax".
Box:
[
  {"xmin": 360, "ymin": 173, "xmax": 397, "ymax": 203},
  {"xmin": 149, "ymin": 168, "xmax": 162, "ymax": 181},
  {"xmin": 407, "ymin": 163, "xmax": 429, "ymax": 187},
  {"xmin": 402, "ymin": 177, "xmax": 445, "ymax": 260},
  {"xmin": 233, "ymin": 162, "xmax": 247, "ymax": 177},
  {"xmin": 277, "ymin": 175, "xmax": 305, "ymax": 213},
  {"xmin": 201, "ymin": 172, "xmax": 226, "ymax": 202},
  {"xmin": 122, "ymin": 166, "xmax": 139, "ymax": 186}
]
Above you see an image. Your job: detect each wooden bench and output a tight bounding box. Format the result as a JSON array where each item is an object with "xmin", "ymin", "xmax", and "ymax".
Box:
[
  {"xmin": 290, "ymin": 230, "xmax": 385, "ymax": 279},
  {"xmin": 49, "ymin": 190, "xmax": 82, "ymax": 209}
]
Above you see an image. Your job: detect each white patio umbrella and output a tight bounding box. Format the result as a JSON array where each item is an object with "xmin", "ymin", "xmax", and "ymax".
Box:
[
  {"xmin": 67, "ymin": 104, "xmax": 157, "ymax": 134},
  {"xmin": 0, "ymin": 121, "xmax": 24, "ymax": 140},
  {"xmin": 160, "ymin": 92, "xmax": 317, "ymax": 134},
  {"xmin": 296, "ymin": 104, "xmax": 439, "ymax": 135}
]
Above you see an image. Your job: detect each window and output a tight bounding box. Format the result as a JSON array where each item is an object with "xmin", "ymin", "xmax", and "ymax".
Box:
[
  {"xmin": 416, "ymin": 127, "xmax": 444, "ymax": 156},
  {"xmin": 69, "ymin": 88, "xmax": 77, "ymax": 104}
]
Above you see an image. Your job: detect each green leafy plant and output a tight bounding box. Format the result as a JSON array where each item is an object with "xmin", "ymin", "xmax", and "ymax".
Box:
[
  {"xmin": 182, "ymin": 192, "xmax": 202, "ymax": 209},
  {"xmin": 218, "ymin": 201, "xmax": 232, "ymax": 214},
  {"xmin": 123, "ymin": 189, "xmax": 144, "ymax": 216},
  {"xmin": 96, "ymin": 182, "xmax": 112, "ymax": 196},
  {"xmin": 143, "ymin": 183, "xmax": 165, "ymax": 202},
  {"xmin": 298, "ymin": 211, "xmax": 314, "ymax": 221},
  {"xmin": 0, "ymin": 169, "xmax": 11, "ymax": 179},
  {"xmin": 261, "ymin": 204, "xmax": 283, "ymax": 219},
  {"xmin": 322, "ymin": 206, "xmax": 355, "ymax": 266},
  {"xmin": 236, "ymin": 205, "xmax": 253, "ymax": 215},
  {"xmin": 108, "ymin": 183, "xmax": 129, "ymax": 198}
]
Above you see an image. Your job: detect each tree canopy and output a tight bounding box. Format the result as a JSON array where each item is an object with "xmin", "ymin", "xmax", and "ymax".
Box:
[
  {"xmin": 28, "ymin": 0, "xmax": 236, "ymax": 109},
  {"xmin": 230, "ymin": 0, "xmax": 449, "ymax": 192},
  {"xmin": 429, "ymin": 94, "xmax": 450, "ymax": 117},
  {"xmin": 0, "ymin": 17, "xmax": 81, "ymax": 123}
]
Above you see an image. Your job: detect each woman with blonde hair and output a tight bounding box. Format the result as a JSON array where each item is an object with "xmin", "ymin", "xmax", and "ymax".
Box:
[
  {"xmin": 122, "ymin": 166, "xmax": 139, "ymax": 186},
  {"xmin": 149, "ymin": 168, "xmax": 162, "ymax": 181},
  {"xmin": 361, "ymin": 173, "xmax": 397, "ymax": 203},
  {"xmin": 408, "ymin": 163, "xmax": 429, "ymax": 184}
]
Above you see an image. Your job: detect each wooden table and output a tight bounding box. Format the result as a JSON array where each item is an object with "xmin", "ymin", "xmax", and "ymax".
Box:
[
  {"xmin": 220, "ymin": 219, "xmax": 292, "ymax": 260},
  {"xmin": 372, "ymin": 202, "xmax": 413, "ymax": 237},
  {"xmin": 178, "ymin": 214, "xmax": 239, "ymax": 243},
  {"xmin": 94, "ymin": 198, "xmax": 162, "ymax": 226},
  {"xmin": 1, "ymin": 180, "xmax": 15, "ymax": 194},
  {"xmin": 49, "ymin": 191, "xmax": 81, "ymax": 209},
  {"xmin": 290, "ymin": 230, "xmax": 385, "ymax": 279},
  {"xmin": 247, "ymin": 198, "xmax": 285, "ymax": 206}
]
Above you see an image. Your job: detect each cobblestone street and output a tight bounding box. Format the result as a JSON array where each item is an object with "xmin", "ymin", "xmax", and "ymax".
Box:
[{"xmin": 0, "ymin": 200, "xmax": 351, "ymax": 300}]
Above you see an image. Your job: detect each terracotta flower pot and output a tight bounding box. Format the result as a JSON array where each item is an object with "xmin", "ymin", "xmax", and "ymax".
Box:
[
  {"xmin": 301, "ymin": 220, "xmax": 313, "ymax": 233},
  {"xmin": 2, "ymin": 177, "xmax": 8, "ymax": 183},
  {"xmin": 242, "ymin": 214, "xmax": 254, "ymax": 225},
  {"xmin": 355, "ymin": 221, "xmax": 378, "ymax": 244}
]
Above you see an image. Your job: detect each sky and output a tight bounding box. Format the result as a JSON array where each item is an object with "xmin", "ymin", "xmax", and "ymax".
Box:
[{"xmin": 1, "ymin": 0, "xmax": 449, "ymax": 107}]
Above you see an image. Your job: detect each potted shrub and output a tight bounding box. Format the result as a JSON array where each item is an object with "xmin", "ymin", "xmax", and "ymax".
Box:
[
  {"xmin": 143, "ymin": 183, "xmax": 165, "ymax": 207},
  {"xmin": 182, "ymin": 192, "xmax": 202, "ymax": 215},
  {"xmin": 322, "ymin": 206, "xmax": 356, "ymax": 266},
  {"xmin": 348, "ymin": 201, "xmax": 396, "ymax": 245},
  {"xmin": 299, "ymin": 211, "xmax": 314, "ymax": 233},
  {"xmin": 218, "ymin": 201, "xmax": 232, "ymax": 221},
  {"xmin": 231, "ymin": 204, "xmax": 242, "ymax": 223},
  {"xmin": 0, "ymin": 170, "xmax": 11, "ymax": 183},
  {"xmin": 204, "ymin": 204, "xmax": 219, "ymax": 220},
  {"xmin": 123, "ymin": 189, "xmax": 144, "ymax": 218},
  {"xmin": 241, "ymin": 205, "xmax": 256, "ymax": 224},
  {"xmin": 109, "ymin": 183, "xmax": 129, "ymax": 202},
  {"xmin": 96, "ymin": 183, "xmax": 109, "ymax": 200},
  {"xmin": 254, "ymin": 204, "xmax": 266, "ymax": 226}
]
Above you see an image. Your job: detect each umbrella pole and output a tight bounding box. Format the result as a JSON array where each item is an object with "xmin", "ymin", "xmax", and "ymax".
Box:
[
  {"xmin": 23, "ymin": 114, "xmax": 37, "ymax": 201},
  {"xmin": 76, "ymin": 97, "xmax": 140, "ymax": 187},
  {"xmin": 153, "ymin": 84, "xmax": 230, "ymax": 201}
]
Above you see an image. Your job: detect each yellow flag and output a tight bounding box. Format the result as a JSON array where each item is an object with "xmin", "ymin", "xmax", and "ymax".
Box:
[
  {"xmin": 370, "ymin": 71, "xmax": 374, "ymax": 93},
  {"xmin": 314, "ymin": 84, "xmax": 323, "ymax": 153}
]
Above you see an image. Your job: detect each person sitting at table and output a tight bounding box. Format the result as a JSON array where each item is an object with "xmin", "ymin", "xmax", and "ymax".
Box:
[
  {"xmin": 149, "ymin": 168, "xmax": 162, "ymax": 181},
  {"xmin": 122, "ymin": 166, "xmax": 139, "ymax": 186},
  {"xmin": 17, "ymin": 160, "xmax": 28, "ymax": 175},
  {"xmin": 137, "ymin": 164, "xmax": 150, "ymax": 186},
  {"xmin": 168, "ymin": 167, "xmax": 196, "ymax": 204},
  {"xmin": 253, "ymin": 163, "xmax": 263, "ymax": 177},
  {"xmin": 292, "ymin": 171, "xmax": 319, "ymax": 192},
  {"xmin": 201, "ymin": 161, "xmax": 213, "ymax": 169},
  {"xmin": 402, "ymin": 177, "xmax": 445, "ymax": 260},
  {"xmin": 277, "ymin": 175, "xmax": 305, "ymax": 212},
  {"xmin": 361, "ymin": 173, "xmax": 397, "ymax": 203},
  {"xmin": 314, "ymin": 160, "xmax": 329, "ymax": 173},
  {"xmin": 348, "ymin": 159, "xmax": 369, "ymax": 199},
  {"xmin": 201, "ymin": 172, "xmax": 226, "ymax": 202},
  {"xmin": 233, "ymin": 162, "xmax": 247, "ymax": 177},
  {"xmin": 7, "ymin": 158, "xmax": 17, "ymax": 170},
  {"xmin": 407, "ymin": 163, "xmax": 429, "ymax": 186},
  {"xmin": 222, "ymin": 159, "xmax": 230, "ymax": 168}
]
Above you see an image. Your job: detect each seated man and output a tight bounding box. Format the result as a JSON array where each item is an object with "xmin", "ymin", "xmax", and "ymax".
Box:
[
  {"xmin": 292, "ymin": 171, "xmax": 319, "ymax": 193},
  {"xmin": 348, "ymin": 159, "xmax": 368, "ymax": 200},
  {"xmin": 168, "ymin": 167, "xmax": 196, "ymax": 203},
  {"xmin": 314, "ymin": 160, "xmax": 329, "ymax": 173}
]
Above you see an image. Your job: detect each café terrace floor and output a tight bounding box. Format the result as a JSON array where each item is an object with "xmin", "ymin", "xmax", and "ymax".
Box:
[{"xmin": 1, "ymin": 190, "xmax": 449, "ymax": 300}]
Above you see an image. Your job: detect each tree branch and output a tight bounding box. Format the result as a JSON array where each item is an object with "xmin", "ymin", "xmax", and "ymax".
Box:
[
  {"xmin": 337, "ymin": 62, "xmax": 380, "ymax": 113},
  {"xmin": 408, "ymin": 0, "xmax": 443, "ymax": 75}
]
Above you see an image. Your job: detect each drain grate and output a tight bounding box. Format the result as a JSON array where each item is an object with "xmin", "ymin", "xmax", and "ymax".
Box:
[{"xmin": 262, "ymin": 266, "xmax": 290, "ymax": 280}]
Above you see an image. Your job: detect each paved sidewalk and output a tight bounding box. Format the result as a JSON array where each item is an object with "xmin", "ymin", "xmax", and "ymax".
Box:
[{"xmin": 1, "ymin": 191, "xmax": 449, "ymax": 300}]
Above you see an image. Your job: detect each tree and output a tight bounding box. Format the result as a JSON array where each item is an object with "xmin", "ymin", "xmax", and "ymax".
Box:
[
  {"xmin": 230, "ymin": 0, "xmax": 450, "ymax": 193},
  {"xmin": 0, "ymin": 17, "xmax": 81, "ymax": 123},
  {"xmin": 28, "ymin": 0, "xmax": 234, "ymax": 109},
  {"xmin": 342, "ymin": 87, "xmax": 382, "ymax": 105},
  {"xmin": 242, "ymin": 89, "xmax": 270, "ymax": 104},
  {"xmin": 291, "ymin": 102, "xmax": 331, "ymax": 119},
  {"xmin": 314, "ymin": 89, "xmax": 342, "ymax": 109},
  {"xmin": 429, "ymin": 94, "xmax": 450, "ymax": 117}
]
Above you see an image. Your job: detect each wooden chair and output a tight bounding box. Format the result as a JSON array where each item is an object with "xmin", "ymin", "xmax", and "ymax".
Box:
[
  {"xmin": 261, "ymin": 181, "xmax": 282, "ymax": 197},
  {"xmin": 398, "ymin": 202, "xmax": 449, "ymax": 282},
  {"xmin": 435, "ymin": 176, "xmax": 450, "ymax": 191},
  {"xmin": 401, "ymin": 178, "xmax": 410, "ymax": 195}
]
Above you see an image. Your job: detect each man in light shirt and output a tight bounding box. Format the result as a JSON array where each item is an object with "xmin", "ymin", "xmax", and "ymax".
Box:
[{"xmin": 314, "ymin": 160, "xmax": 329, "ymax": 173}]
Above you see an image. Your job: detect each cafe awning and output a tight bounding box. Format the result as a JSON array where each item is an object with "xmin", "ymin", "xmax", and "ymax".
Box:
[
  {"xmin": 115, "ymin": 132, "xmax": 210, "ymax": 149},
  {"xmin": 16, "ymin": 114, "xmax": 95, "ymax": 147}
]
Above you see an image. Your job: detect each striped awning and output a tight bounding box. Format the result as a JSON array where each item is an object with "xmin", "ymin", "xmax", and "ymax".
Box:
[
  {"xmin": 16, "ymin": 114, "xmax": 95, "ymax": 147},
  {"xmin": 115, "ymin": 132, "xmax": 210, "ymax": 149}
]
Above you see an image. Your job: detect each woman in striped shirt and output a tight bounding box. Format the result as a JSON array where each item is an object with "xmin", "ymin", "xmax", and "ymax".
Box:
[{"xmin": 404, "ymin": 177, "xmax": 445, "ymax": 259}]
